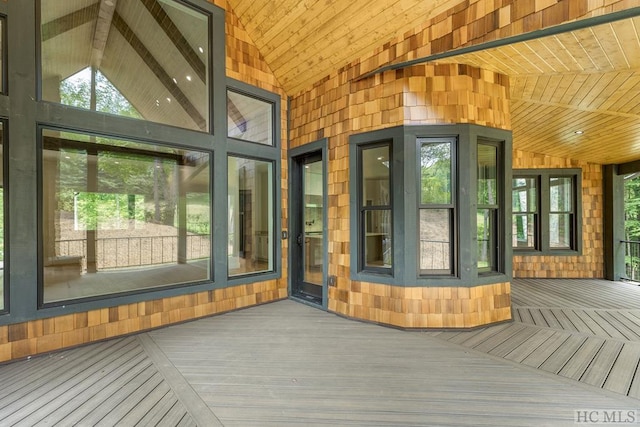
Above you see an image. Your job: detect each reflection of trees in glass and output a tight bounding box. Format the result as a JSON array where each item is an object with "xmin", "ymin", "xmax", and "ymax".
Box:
[
  {"xmin": 625, "ymin": 174, "xmax": 640, "ymax": 279},
  {"xmin": 60, "ymin": 68, "xmax": 142, "ymax": 119},
  {"xmin": 421, "ymin": 143, "xmax": 451, "ymax": 204}
]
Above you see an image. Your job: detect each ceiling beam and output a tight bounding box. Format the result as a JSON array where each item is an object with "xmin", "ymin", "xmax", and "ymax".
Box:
[
  {"xmin": 91, "ymin": 0, "xmax": 118, "ymax": 69},
  {"xmin": 139, "ymin": 0, "xmax": 206, "ymax": 83},
  {"xmin": 41, "ymin": 3, "xmax": 100, "ymax": 42},
  {"xmin": 227, "ymin": 98, "xmax": 247, "ymax": 133},
  {"xmin": 111, "ymin": 12, "xmax": 207, "ymax": 131},
  {"xmin": 356, "ymin": 7, "xmax": 640, "ymax": 81}
]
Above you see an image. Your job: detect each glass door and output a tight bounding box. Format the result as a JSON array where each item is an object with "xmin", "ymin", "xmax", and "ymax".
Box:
[{"xmin": 292, "ymin": 152, "xmax": 325, "ymax": 305}]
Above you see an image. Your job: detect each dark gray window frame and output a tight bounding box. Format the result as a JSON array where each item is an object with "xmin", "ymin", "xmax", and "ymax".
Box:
[
  {"xmin": 357, "ymin": 140, "xmax": 394, "ymax": 276},
  {"xmin": 350, "ymin": 124, "xmax": 512, "ymax": 288},
  {"xmin": 0, "ymin": 0, "xmax": 279, "ymax": 326},
  {"xmin": 225, "ymin": 78, "xmax": 282, "ymax": 287},
  {"xmin": 512, "ymin": 168, "xmax": 582, "ymax": 255},
  {"xmin": 0, "ymin": 118, "xmax": 7, "ymax": 315},
  {"xmin": 226, "ymin": 80, "xmax": 277, "ymax": 147},
  {"xmin": 417, "ymin": 136, "xmax": 458, "ymax": 277},
  {"xmin": 477, "ymin": 138, "xmax": 505, "ymax": 275}
]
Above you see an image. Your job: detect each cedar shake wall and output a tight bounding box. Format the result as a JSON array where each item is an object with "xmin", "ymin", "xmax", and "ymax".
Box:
[
  {"xmin": 0, "ymin": 2, "xmax": 288, "ymax": 364},
  {"xmin": 512, "ymin": 149, "xmax": 604, "ymax": 278},
  {"xmin": 292, "ymin": 63, "xmax": 513, "ymax": 328}
]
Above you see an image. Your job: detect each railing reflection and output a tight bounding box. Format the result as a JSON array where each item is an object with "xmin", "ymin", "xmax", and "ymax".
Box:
[
  {"xmin": 623, "ymin": 240, "xmax": 640, "ymax": 282},
  {"xmin": 54, "ymin": 234, "xmax": 210, "ymax": 270}
]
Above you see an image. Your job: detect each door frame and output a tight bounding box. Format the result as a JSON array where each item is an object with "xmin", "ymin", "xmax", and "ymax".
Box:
[{"xmin": 288, "ymin": 138, "xmax": 329, "ymax": 309}]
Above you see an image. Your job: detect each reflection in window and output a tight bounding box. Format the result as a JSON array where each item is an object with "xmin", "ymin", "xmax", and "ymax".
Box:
[
  {"xmin": 477, "ymin": 142, "xmax": 499, "ymax": 273},
  {"xmin": 512, "ymin": 177, "xmax": 537, "ymax": 249},
  {"xmin": 419, "ymin": 139, "xmax": 454, "ymax": 275},
  {"xmin": 228, "ymin": 157, "xmax": 273, "ymax": 276},
  {"xmin": 42, "ymin": 129, "xmax": 211, "ymax": 303},
  {"xmin": 550, "ymin": 176, "xmax": 574, "ymax": 249},
  {"xmin": 40, "ymin": 0, "xmax": 211, "ymax": 131},
  {"xmin": 227, "ymin": 90, "xmax": 274, "ymax": 145},
  {"xmin": 361, "ymin": 144, "xmax": 392, "ymax": 270},
  {"xmin": 0, "ymin": 18, "xmax": 4, "ymax": 94},
  {"xmin": 0, "ymin": 124, "xmax": 4, "ymax": 311}
]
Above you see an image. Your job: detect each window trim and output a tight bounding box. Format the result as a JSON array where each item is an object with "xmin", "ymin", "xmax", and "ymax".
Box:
[
  {"xmin": 417, "ymin": 136, "xmax": 457, "ymax": 277},
  {"xmin": 357, "ymin": 140, "xmax": 393, "ymax": 275},
  {"xmin": 226, "ymin": 78, "xmax": 281, "ymax": 150},
  {"xmin": 226, "ymin": 154, "xmax": 277, "ymax": 279},
  {"xmin": 512, "ymin": 168, "xmax": 582, "ymax": 255},
  {"xmin": 477, "ymin": 139, "xmax": 504, "ymax": 275}
]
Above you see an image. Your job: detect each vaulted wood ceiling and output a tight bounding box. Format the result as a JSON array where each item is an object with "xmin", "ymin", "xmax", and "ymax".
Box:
[{"xmin": 229, "ymin": 0, "xmax": 640, "ymax": 165}]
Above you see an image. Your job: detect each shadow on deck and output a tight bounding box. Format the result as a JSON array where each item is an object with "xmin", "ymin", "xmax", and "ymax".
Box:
[{"xmin": 2, "ymin": 278, "xmax": 640, "ymax": 426}]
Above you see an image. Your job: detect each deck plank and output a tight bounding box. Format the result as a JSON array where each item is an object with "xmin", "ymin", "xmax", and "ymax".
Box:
[
  {"xmin": 503, "ymin": 328, "xmax": 556, "ymax": 362},
  {"xmin": 538, "ymin": 335, "xmax": 588, "ymax": 373},
  {"xmin": 558, "ymin": 338, "xmax": 605, "ymax": 380},
  {"xmin": 580, "ymin": 341, "xmax": 624, "ymax": 387},
  {"xmin": 604, "ymin": 344, "xmax": 640, "ymax": 395}
]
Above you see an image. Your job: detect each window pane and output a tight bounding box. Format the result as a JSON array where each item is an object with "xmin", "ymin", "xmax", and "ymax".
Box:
[
  {"xmin": 550, "ymin": 213, "xmax": 572, "ymax": 249},
  {"xmin": 364, "ymin": 210, "xmax": 392, "ymax": 268},
  {"xmin": 362, "ymin": 146, "xmax": 390, "ymax": 206},
  {"xmin": 0, "ymin": 18, "xmax": 4, "ymax": 94},
  {"xmin": 420, "ymin": 142, "xmax": 451, "ymax": 205},
  {"xmin": 0, "ymin": 124, "xmax": 4, "ymax": 311},
  {"xmin": 228, "ymin": 157, "xmax": 273, "ymax": 276},
  {"xmin": 41, "ymin": 0, "xmax": 211, "ymax": 132},
  {"xmin": 42, "ymin": 129, "xmax": 211, "ymax": 303},
  {"xmin": 513, "ymin": 214, "xmax": 536, "ymax": 248},
  {"xmin": 477, "ymin": 209, "xmax": 494, "ymax": 271},
  {"xmin": 227, "ymin": 90, "xmax": 273, "ymax": 145},
  {"xmin": 419, "ymin": 209, "xmax": 451, "ymax": 274},
  {"xmin": 550, "ymin": 177, "xmax": 573, "ymax": 212},
  {"xmin": 512, "ymin": 178, "xmax": 536, "ymax": 212},
  {"xmin": 477, "ymin": 144, "xmax": 497, "ymax": 205}
]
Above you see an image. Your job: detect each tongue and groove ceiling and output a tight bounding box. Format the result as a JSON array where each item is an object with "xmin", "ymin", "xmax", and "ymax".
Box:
[
  {"xmin": 41, "ymin": 0, "xmax": 640, "ymax": 165},
  {"xmin": 229, "ymin": 0, "xmax": 640, "ymax": 165}
]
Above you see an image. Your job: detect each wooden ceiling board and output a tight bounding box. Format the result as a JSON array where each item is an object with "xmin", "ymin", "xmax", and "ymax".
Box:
[{"xmin": 226, "ymin": 0, "xmax": 466, "ymax": 94}]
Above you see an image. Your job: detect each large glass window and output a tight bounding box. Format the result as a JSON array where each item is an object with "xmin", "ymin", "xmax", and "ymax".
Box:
[
  {"xmin": 0, "ymin": 123, "xmax": 4, "ymax": 311},
  {"xmin": 512, "ymin": 170, "xmax": 580, "ymax": 253},
  {"xmin": 419, "ymin": 138, "xmax": 455, "ymax": 275},
  {"xmin": 360, "ymin": 144, "xmax": 392, "ymax": 271},
  {"xmin": 227, "ymin": 90, "xmax": 274, "ymax": 145},
  {"xmin": 512, "ymin": 177, "xmax": 538, "ymax": 249},
  {"xmin": 550, "ymin": 176, "xmax": 575, "ymax": 249},
  {"xmin": 41, "ymin": 129, "xmax": 211, "ymax": 303},
  {"xmin": 40, "ymin": 0, "xmax": 211, "ymax": 132},
  {"xmin": 477, "ymin": 142, "xmax": 500, "ymax": 273},
  {"xmin": 228, "ymin": 157, "xmax": 274, "ymax": 276}
]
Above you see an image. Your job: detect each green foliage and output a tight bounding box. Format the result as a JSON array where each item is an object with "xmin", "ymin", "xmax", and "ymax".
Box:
[
  {"xmin": 421, "ymin": 143, "xmax": 451, "ymax": 205},
  {"xmin": 60, "ymin": 68, "xmax": 142, "ymax": 119},
  {"xmin": 625, "ymin": 175, "xmax": 640, "ymax": 241}
]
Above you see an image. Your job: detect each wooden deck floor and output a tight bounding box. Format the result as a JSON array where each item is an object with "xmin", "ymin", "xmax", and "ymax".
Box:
[
  {"xmin": 430, "ymin": 278, "xmax": 640, "ymax": 399},
  {"xmin": 2, "ymin": 279, "xmax": 640, "ymax": 425}
]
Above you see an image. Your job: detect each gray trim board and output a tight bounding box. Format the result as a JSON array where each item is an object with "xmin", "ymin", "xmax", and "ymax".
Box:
[{"xmin": 349, "ymin": 124, "xmax": 512, "ymax": 288}]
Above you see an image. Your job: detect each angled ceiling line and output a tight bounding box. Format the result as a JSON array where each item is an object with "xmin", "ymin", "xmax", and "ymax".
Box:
[
  {"xmin": 139, "ymin": 0, "xmax": 206, "ymax": 83},
  {"xmin": 227, "ymin": 98, "xmax": 247, "ymax": 133},
  {"xmin": 111, "ymin": 11, "xmax": 207, "ymax": 131},
  {"xmin": 355, "ymin": 7, "xmax": 640, "ymax": 81},
  {"xmin": 91, "ymin": 0, "xmax": 118, "ymax": 69},
  {"xmin": 41, "ymin": 3, "xmax": 100, "ymax": 42}
]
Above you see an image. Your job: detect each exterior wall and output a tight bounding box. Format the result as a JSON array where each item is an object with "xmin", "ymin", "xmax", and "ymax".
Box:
[
  {"xmin": 512, "ymin": 149, "xmax": 604, "ymax": 278},
  {"xmin": 0, "ymin": 2, "xmax": 288, "ymax": 364},
  {"xmin": 334, "ymin": 282, "xmax": 511, "ymax": 329},
  {"xmin": 290, "ymin": 0, "xmax": 628, "ymax": 328},
  {"xmin": 292, "ymin": 63, "xmax": 512, "ymax": 328},
  {"xmin": 354, "ymin": 0, "xmax": 636, "ymax": 84}
]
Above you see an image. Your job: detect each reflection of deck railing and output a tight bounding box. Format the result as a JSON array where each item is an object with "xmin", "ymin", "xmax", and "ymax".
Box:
[
  {"xmin": 419, "ymin": 239, "xmax": 450, "ymax": 270},
  {"xmin": 55, "ymin": 234, "xmax": 210, "ymax": 270},
  {"xmin": 623, "ymin": 240, "xmax": 640, "ymax": 282}
]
